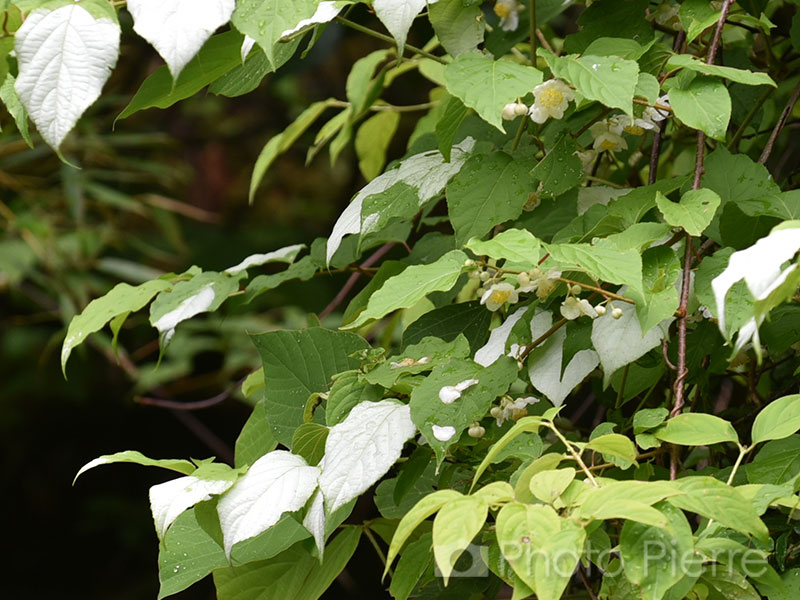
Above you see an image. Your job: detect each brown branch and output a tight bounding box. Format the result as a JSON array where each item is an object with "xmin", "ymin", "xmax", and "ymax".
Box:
[
  {"xmin": 758, "ymin": 79, "xmax": 800, "ymax": 165},
  {"xmin": 578, "ymin": 566, "xmax": 599, "ymax": 600},
  {"xmin": 518, "ymin": 317, "xmax": 568, "ymax": 361},
  {"xmin": 319, "ymin": 242, "xmax": 394, "ymax": 320},
  {"xmin": 135, "ymin": 378, "xmax": 244, "ymax": 411}
]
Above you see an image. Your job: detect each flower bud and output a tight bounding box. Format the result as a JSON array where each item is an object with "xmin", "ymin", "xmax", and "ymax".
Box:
[
  {"xmin": 464, "ymin": 259, "xmax": 475, "ymax": 267},
  {"xmin": 479, "ymin": 271, "xmax": 491, "ymax": 282},
  {"xmin": 468, "ymin": 424, "xmax": 486, "ymax": 438},
  {"xmin": 595, "ymin": 304, "xmax": 607, "ymax": 316},
  {"xmin": 570, "ymin": 284, "xmax": 582, "ymax": 295},
  {"xmin": 490, "ymin": 406, "xmax": 503, "ymax": 418},
  {"xmin": 612, "ymin": 307, "xmax": 624, "ymax": 319},
  {"xmin": 517, "ymin": 271, "xmax": 531, "ymax": 287}
]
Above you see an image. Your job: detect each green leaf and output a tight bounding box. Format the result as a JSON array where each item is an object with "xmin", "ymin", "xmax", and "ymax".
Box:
[
  {"xmin": 231, "ymin": 0, "xmax": 317, "ymax": 65},
  {"xmin": 365, "ymin": 335, "xmax": 470, "ymax": 389},
  {"xmin": 621, "ymin": 502, "xmax": 696, "ymax": 600},
  {"xmin": 444, "ymin": 53, "xmax": 543, "ymax": 131},
  {"xmin": 546, "ymin": 53, "xmax": 640, "ymax": 115},
  {"xmin": 355, "ymin": 110, "xmax": 400, "ymax": 181},
  {"xmin": 346, "ymin": 49, "xmax": 388, "ymax": 117},
  {"xmin": 403, "ymin": 301, "xmax": 492, "ymax": 353},
  {"xmin": 344, "ymin": 250, "xmax": 467, "ymax": 329},
  {"xmin": 291, "ymin": 423, "xmax": 329, "ymax": 466},
  {"xmin": 158, "ymin": 508, "xmax": 228, "ymax": 599},
  {"xmin": 0, "ymin": 74, "xmax": 33, "ymax": 147},
  {"xmin": 697, "ymin": 564, "xmax": 761, "ymax": 600},
  {"xmin": 635, "ymin": 72, "xmax": 661, "ymax": 104},
  {"xmin": 746, "ymin": 436, "xmax": 800, "ymax": 485},
  {"xmin": 752, "ymin": 395, "xmax": 800, "ymax": 446},
  {"xmin": 410, "ymin": 356, "xmax": 519, "ymax": 464},
  {"xmin": 249, "ymin": 327, "xmax": 369, "ymax": 446},
  {"xmin": 118, "ymin": 31, "xmax": 243, "ymax": 120},
  {"xmin": 435, "ymin": 95, "xmax": 469, "ymax": 161},
  {"xmin": 61, "ymin": 278, "xmax": 171, "ymax": 375},
  {"xmin": 428, "ymin": 0, "xmax": 484, "ymax": 57},
  {"xmin": 530, "ymin": 134, "xmax": 585, "ymax": 198},
  {"xmin": 243, "ymin": 256, "xmax": 318, "ymax": 304},
  {"xmin": 535, "ymin": 523, "xmax": 586, "ymax": 600},
  {"xmin": 585, "ymin": 434, "xmax": 637, "ymax": 465},
  {"xmin": 386, "ymin": 490, "xmax": 463, "ymax": 574},
  {"xmin": 669, "ymin": 77, "xmax": 731, "ymax": 141},
  {"xmin": 448, "ymin": 151, "xmax": 536, "ymax": 246},
  {"xmin": 389, "ymin": 533, "xmax": 433, "ymax": 600},
  {"xmin": 495, "ymin": 502, "xmax": 562, "ymax": 591},
  {"xmin": 149, "ymin": 271, "xmax": 242, "ymax": 346},
  {"xmin": 209, "ymin": 40, "xmax": 299, "ymax": 97},
  {"xmin": 563, "ymin": 0, "xmax": 652, "ymax": 54},
  {"xmin": 679, "ymin": 0, "xmax": 722, "ymax": 43},
  {"xmin": 325, "ymin": 369, "xmax": 384, "ymax": 426},
  {"xmin": 666, "ymin": 54, "xmax": 775, "ymax": 87},
  {"xmin": 234, "ymin": 399, "xmax": 277, "ymax": 468},
  {"xmin": 529, "ymin": 468, "xmax": 576, "ymax": 504},
  {"xmin": 667, "ymin": 476, "xmax": 769, "ymax": 542},
  {"xmin": 656, "ymin": 188, "xmax": 721, "ymax": 236},
  {"xmin": 74, "ymin": 450, "xmax": 195, "ymax": 484},
  {"xmin": 433, "ymin": 495, "xmax": 488, "ymax": 583},
  {"xmin": 634, "ymin": 408, "xmax": 669, "ymax": 434},
  {"xmin": 628, "ymin": 245, "xmax": 681, "ymax": 333},
  {"xmin": 583, "ymin": 37, "xmax": 650, "ymax": 60},
  {"xmin": 577, "ymin": 480, "xmax": 683, "ymax": 523},
  {"xmin": 466, "ymin": 228, "xmax": 541, "ymax": 266},
  {"xmin": 213, "ymin": 527, "xmax": 361, "ymax": 600},
  {"xmin": 472, "ymin": 416, "xmax": 545, "ymax": 488},
  {"xmin": 653, "ymin": 413, "xmax": 739, "ymax": 446},
  {"xmin": 546, "ymin": 242, "xmax": 643, "ymax": 293},
  {"xmin": 249, "ymin": 100, "xmax": 334, "ymax": 202}
]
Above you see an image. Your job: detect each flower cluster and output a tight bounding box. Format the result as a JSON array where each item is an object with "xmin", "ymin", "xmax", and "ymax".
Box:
[
  {"xmin": 490, "ymin": 396, "xmax": 540, "ymax": 426},
  {"xmin": 586, "ymin": 96, "xmax": 670, "ymax": 154},
  {"xmin": 472, "ymin": 265, "xmax": 564, "ymax": 312}
]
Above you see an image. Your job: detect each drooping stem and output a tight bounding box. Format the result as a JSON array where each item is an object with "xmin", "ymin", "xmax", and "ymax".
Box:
[
  {"xmin": 759, "ymin": 79, "xmax": 800, "ymax": 165},
  {"xmin": 726, "ymin": 445, "xmax": 751, "ymax": 486},
  {"xmin": 510, "ymin": 117, "xmax": 528, "ymax": 152},
  {"xmin": 546, "ymin": 422, "xmax": 599, "ymax": 487},
  {"xmin": 363, "ymin": 525, "xmax": 393, "ymax": 577},
  {"xmin": 529, "ymin": 0, "xmax": 537, "ymax": 65},
  {"xmin": 335, "ymin": 16, "xmax": 448, "ymax": 65}
]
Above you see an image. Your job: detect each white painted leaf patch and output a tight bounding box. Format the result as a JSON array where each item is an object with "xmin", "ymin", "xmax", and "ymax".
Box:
[
  {"xmin": 15, "ymin": 3, "xmax": 121, "ymax": 150},
  {"xmin": 327, "ymin": 137, "xmax": 474, "ymax": 264},
  {"xmin": 318, "ymin": 400, "xmax": 416, "ymax": 512},
  {"xmin": 128, "ymin": 0, "xmax": 235, "ymax": 80},
  {"xmin": 149, "ymin": 475, "xmax": 234, "ymax": 539},
  {"xmin": 280, "ymin": 1, "xmax": 347, "ymax": 38},
  {"xmin": 217, "ymin": 450, "xmax": 319, "ymax": 558},
  {"xmin": 591, "ymin": 302, "xmax": 670, "ymax": 385},
  {"xmin": 528, "ymin": 311, "xmax": 599, "ymax": 406}
]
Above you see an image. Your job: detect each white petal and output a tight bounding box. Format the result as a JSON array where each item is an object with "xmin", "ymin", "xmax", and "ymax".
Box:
[
  {"xmin": 475, "ymin": 306, "xmax": 529, "ymax": 367},
  {"xmin": 150, "ymin": 475, "xmax": 233, "ymax": 539},
  {"xmin": 15, "ymin": 5, "xmax": 120, "ymax": 150},
  {"xmin": 432, "ymin": 424, "xmax": 457, "ymax": 441},
  {"xmin": 128, "ymin": 0, "xmax": 235, "ymax": 80},
  {"xmin": 454, "ymin": 378, "xmax": 479, "ymax": 392},
  {"xmin": 439, "ymin": 386, "xmax": 462, "ymax": 404},
  {"xmin": 217, "ymin": 450, "xmax": 319, "ymax": 557},
  {"xmin": 318, "ymin": 400, "xmax": 416, "ymax": 512}
]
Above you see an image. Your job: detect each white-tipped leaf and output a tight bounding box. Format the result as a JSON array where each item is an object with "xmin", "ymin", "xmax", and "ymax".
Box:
[
  {"xmin": 217, "ymin": 450, "xmax": 320, "ymax": 558},
  {"xmin": 319, "ymin": 400, "xmax": 416, "ymax": 512},
  {"xmin": 127, "ymin": 0, "xmax": 235, "ymax": 80},
  {"xmin": 15, "ymin": 3, "xmax": 120, "ymax": 150},
  {"xmin": 373, "ymin": 0, "xmax": 439, "ymax": 53},
  {"xmin": 280, "ymin": 1, "xmax": 346, "ymax": 38},
  {"xmin": 149, "ymin": 475, "xmax": 234, "ymax": 539},
  {"xmin": 224, "ymin": 244, "xmax": 305, "ymax": 274},
  {"xmin": 474, "ymin": 306, "xmax": 529, "ymax": 367},
  {"xmin": 303, "ymin": 490, "xmax": 327, "ymax": 557}
]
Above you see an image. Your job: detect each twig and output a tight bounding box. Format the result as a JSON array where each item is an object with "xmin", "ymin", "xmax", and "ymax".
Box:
[
  {"xmin": 529, "ymin": 0, "xmax": 537, "ymax": 65},
  {"xmin": 335, "ymin": 16, "xmax": 447, "ymax": 65},
  {"xmin": 135, "ymin": 378, "xmax": 244, "ymax": 410},
  {"xmin": 536, "ymin": 29, "xmax": 554, "ymax": 55},
  {"xmin": 518, "ymin": 317, "xmax": 568, "ymax": 361},
  {"xmin": 319, "ymin": 243, "xmax": 394, "ymax": 319},
  {"xmin": 578, "ymin": 566, "xmax": 599, "ymax": 600},
  {"xmin": 510, "ymin": 117, "xmax": 528, "ymax": 152},
  {"xmin": 556, "ymin": 277, "xmax": 635, "ymax": 304},
  {"xmin": 662, "ymin": 338, "xmax": 677, "ymax": 371},
  {"xmin": 671, "ymin": 235, "xmax": 694, "ymax": 419},
  {"xmin": 759, "ymin": 79, "xmax": 800, "ymax": 164},
  {"xmin": 170, "ymin": 410, "xmax": 235, "ymax": 465}
]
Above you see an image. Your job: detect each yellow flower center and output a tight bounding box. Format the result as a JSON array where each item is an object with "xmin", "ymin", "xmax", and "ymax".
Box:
[
  {"xmin": 600, "ymin": 137, "xmax": 617, "ymax": 151},
  {"xmin": 494, "ymin": 3, "xmax": 511, "ymax": 18},
  {"xmin": 489, "ymin": 289, "xmax": 512, "ymax": 305},
  {"xmin": 538, "ymin": 88, "xmax": 564, "ymax": 109},
  {"xmin": 623, "ymin": 124, "xmax": 645, "ymax": 136}
]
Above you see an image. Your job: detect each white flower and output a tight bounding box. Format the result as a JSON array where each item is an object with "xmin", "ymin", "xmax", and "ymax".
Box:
[
  {"xmin": 438, "ymin": 378, "xmax": 480, "ymax": 404},
  {"xmin": 502, "ymin": 102, "xmax": 529, "ymax": 120},
  {"xmin": 529, "ymin": 79, "xmax": 575, "ymax": 124},
  {"xmin": 432, "ymin": 424, "xmax": 457, "ymax": 442},
  {"xmin": 589, "ymin": 120, "xmax": 628, "ymax": 152},
  {"xmin": 481, "ymin": 282, "xmax": 519, "ymax": 312},
  {"xmin": 494, "ymin": 0, "xmax": 520, "ymax": 31},
  {"xmin": 492, "ymin": 396, "xmax": 540, "ymax": 426},
  {"xmin": 560, "ymin": 296, "xmax": 599, "ymax": 320},
  {"xmin": 610, "ymin": 114, "xmax": 658, "ymax": 136},
  {"xmin": 643, "ymin": 95, "xmax": 671, "ymax": 123}
]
